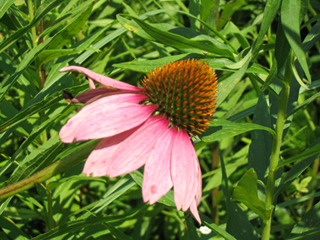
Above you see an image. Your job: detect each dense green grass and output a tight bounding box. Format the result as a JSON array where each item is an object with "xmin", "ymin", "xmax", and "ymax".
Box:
[{"xmin": 1, "ymin": 0, "xmax": 320, "ymax": 239}]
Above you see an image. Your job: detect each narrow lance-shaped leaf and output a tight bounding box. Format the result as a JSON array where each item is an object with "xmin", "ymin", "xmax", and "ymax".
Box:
[
  {"xmin": 220, "ymin": 151, "xmax": 258, "ymax": 239},
  {"xmin": 203, "ymin": 222, "xmax": 237, "ymax": 240},
  {"xmin": 0, "ymin": 84, "xmax": 87, "ymax": 133},
  {"xmin": 248, "ymin": 93, "xmax": 273, "ymax": 185},
  {"xmin": 252, "ymin": 0, "xmax": 281, "ymax": 56},
  {"xmin": 281, "ymin": 0, "xmax": 311, "ymax": 82},
  {"xmin": 0, "ymin": 37, "xmax": 54, "ymax": 101},
  {"xmin": 0, "ymin": 0, "xmax": 16, "ymax": 19},
  {"xmin": 202, "ymin": 118, "xmax": 275, "ymax": 143},
  {"xmin": 0, "ymin": 0, "xmax": 64, "ymax": 53},
  {"xmin": 129, "ymin": 16, "xmax": 235, "ymax": 59},
  {"xmin": 48, "ymin": 2, "xmax": 93, "ymax": 50},
  {"xmin": 215, "ymin": 55, "xmax": 251, "ymax": 107},
  {"xmin": 288, "ymin": 201, "xmax": 320, "ymax": 239}
]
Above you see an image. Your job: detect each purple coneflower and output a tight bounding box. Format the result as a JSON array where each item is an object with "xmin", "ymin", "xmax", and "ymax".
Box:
[{"xmin": 59, "ymin": 59, "xmax": 218, "ymax": 224}]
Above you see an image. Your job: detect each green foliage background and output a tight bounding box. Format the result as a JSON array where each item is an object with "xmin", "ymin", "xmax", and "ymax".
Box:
[{"xmin": 0, "ymin": 0, "xmax": 320, "ymax": 239}]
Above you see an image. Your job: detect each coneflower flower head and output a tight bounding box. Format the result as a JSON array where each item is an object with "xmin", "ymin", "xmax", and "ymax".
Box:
[
  {"xmin": 59, "ymin": 59, "xmax": 218, "ymax": 224},
  {"xmin": 141, "ymin": 59, "xmax": 217, "ymax": 135}
]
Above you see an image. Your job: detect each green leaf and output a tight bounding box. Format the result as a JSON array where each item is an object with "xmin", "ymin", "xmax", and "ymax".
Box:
[
  {"xmin": 129, "ymin": 16, "xmax": 235, "ymax": 59},
  {"xmin": 277, "ymin": 143, "xmax": 320, "ymax": 169},
  {"xmin": 117, "ymin": 14, "xmax": 155, "ymax": 41},
  {"xmin": 87, "ymin": 177, "xmax": 137, "ymax": 215},
  {"xmin": 221, "ymin": 22, "xmax": 251, "ymax": 50},
  {"xmin": 227, "ymin": 202, "xmax": 259, "ymax": 240},
  {"xmin": 217, "ymin": 0, "xmax": 246, "ymax": 30},
  {"xmin": 220, "ymin": 151, "xmax": 258, "ymax": 240},
  {"xmin": 2, "ymin": 104, "xmax": 74, "ymax": 175},
  {"xmin": 287, "ymin": 91, "xmax": 320, "ymax": 117},
  {"xmin": 288, "ymin": 201, "xmax": 320, "ymax": 239},
  {"xmin": 0, "ymin": 0, "xmax": 65, "ymax": 53},
  {"xmin": 0, "ymin": 84, "xmax": 85, "ymax": 133},
  {"xmin": 185, "ymin": 217, "xmax": 201, "ymax": 240},
  {"xmin": 104, "ymin": 222, "xmax": 133, "ymax": 240},
  {"xmin": 73, "ymin": 9, "xmax": 165, "ymax": 66},
  {"xmin": 0, "ymin": 0, "xmax": 16, "ymax": 19},
  {"xmin": 275, "ymin": 138, "xmax": 320, "ymax": 196},
  {"xmin": 253, "ymin": 0, "xmax": 281, "ymax": 56},
  {"xmin": 48, "ymin": 2, "xmax": 93, "ymax": 49},
  {"xmin": 0, "ymin": 215, "xmax": 29, "ymax": 240},
  {"xmin": 39, "ymin": 0, "xmax": 95, "ymax": 39},
  {"xmin": 248, "ymin": 93, "xmax": 273, "ymax": 184},
  {"xmin": 281, "ymin": 0, "xmax": 311, "ymax": 82},
  {"xmin": 202, "ymin": 119, "xmax": 275, "ymax": 143},
  {"xmin": 232, "ymin": 169, "xmax": 273, "ymax": 221},
  {"xmin": 8, "ymin": 136, "xmax": 63, "ymax": 184},
  {"xmin": 0, "ymin": 98, "xmax": 33, "ymax": 137},
  {"xmin": 38, "ymin": 49, "xmax": 87, "ymax": 65},
  {"xmin": 32, "ymin": 211, "xmax": 140, "ymax": 240},
  {"xmin": 302, "ymin": 20, "xmax": 320, "ymax": 52},
  {"xmin": 203, "ymin": 155, "xmax": 247, "ymax": 192},
  {"xmin": 114, "ymin": 55, "xmax": 268, "ymax": 77},
  {"xmin": 200, "ymin": 0, "xmax": 219, "ymax": 35},
  {"xmin": 189, "ymin": 0, "xmax": 200, "ymax": 31},
  {"xmin": 203, "ymin": 221, "xmax": 237, "ymax": 240},
  {"xmin": 216, "ymin": 55, "xmax": 250, "ymax": 107},
  {"xmin": 113, "ymin": 53, "xmax": 202, "ymax": 72},
  {"xmin": 0, "ymin": 37, "xmax": 54, "ymax": 101},
  {"xmin": 0, "ymin": 140, "xmax": 99, "ymax": 200}
]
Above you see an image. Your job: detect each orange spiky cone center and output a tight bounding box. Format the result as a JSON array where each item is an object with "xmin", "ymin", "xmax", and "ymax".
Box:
[{"xmin": 141, "ymin": 59, "xmax": 218, "ymax": 135}]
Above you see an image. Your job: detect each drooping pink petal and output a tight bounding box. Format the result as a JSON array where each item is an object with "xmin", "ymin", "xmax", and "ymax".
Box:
[
  {"xmin": 60, "ymin": 66, "xmax": 143, "ymax": 92},
  {"xmin": 171, "ymin": 128, "xmax": 199, "ymax": 211},
  {"xmin": 83, "ymin": 128, "xmax": 137, "ymax": 177},
  {"xmin": 59, "ymin": 94, "xmax": 156, "ymax": 143},
  {"xmin": 72, "ymin": 88, "xmax": 115, "ymax": 103},
  {"xmin": 106, "ymin": 115, "xmax": 170, "ymax": 178},
  {"xmin": 195, "ymin": 161, "xmax": 202, "ymax": 206},
  {"xmin": 88, "ymin": 78, "xmax": 96, "ymax": 89},
  {"xmin": 142, "ymin": 128, "xmax": 174, "ymax": 204},
  {"xmin": 190, "ymin": 199, "xmax": 201, "ymax": 224}
]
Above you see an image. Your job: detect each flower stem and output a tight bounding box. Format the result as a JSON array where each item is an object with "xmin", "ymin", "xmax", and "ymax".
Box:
[
  {"xmin": 262, "ymin": 54, "xmax": 292, "ymax": 239},
  {"xmin": 27, "ymin": 0, "xmax": 37, "ymax": 48},
  {"xmin": 0, "ymin": 140, "xmax": 99, "ymax": 201}
]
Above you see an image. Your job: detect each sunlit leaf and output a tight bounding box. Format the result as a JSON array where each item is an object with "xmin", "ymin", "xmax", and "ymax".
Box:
[
  {"xmin": 232, "ymin": 169, "xmax": 273, "ymax": 221},
  {"xmin": 202, "ymin": 118, "xmax": 275, "ymax": 143}
]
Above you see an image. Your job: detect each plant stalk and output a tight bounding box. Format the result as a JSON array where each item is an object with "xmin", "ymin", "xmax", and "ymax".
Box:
[
  {"xmin": 262, "ymin": 54, "xmax": 292, "ymax": 240},
  {"xmin": 27, "ymin": 0, "xmax": 37, "ymax": 48},
  {"xmin": 0, "ymin": 140, "xmax": 99, "ymax": 200}
]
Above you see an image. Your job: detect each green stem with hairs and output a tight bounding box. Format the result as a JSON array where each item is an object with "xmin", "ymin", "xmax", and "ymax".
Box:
[
  {"xmin": 262, "ymin": 53, "xmax": 293, "ymax": 240},
  {"xmin": 0, "ymin": 140, "xmax": 99, "ymax": 201}
]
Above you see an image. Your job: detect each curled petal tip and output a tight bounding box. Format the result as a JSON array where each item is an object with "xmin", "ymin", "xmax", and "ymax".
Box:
[
  {"xmin": 59, "ymin": 66, "xmax": 72, "ymax": 72},
  {"xmin": 59, "ymin": 65, "xmax": 86, "ymax": 73}
]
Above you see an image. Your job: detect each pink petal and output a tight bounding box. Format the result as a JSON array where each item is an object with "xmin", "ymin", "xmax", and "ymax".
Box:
[
  {"xmin": 195, "ymin": 161, "xmax": 202, "ymax": 206},
  {"xmin": 190, "ymin": 200, "xmax": 202, "ymax": 224},
  {"xmin": 171, "ymin": 128, "xmax": 199, "ymax": 211},
  {"xmin": 142, "ymin": 128, "xmax": 174, "ymax": 204},
  {"xmin": 83, "ymin": 128, "xmax": 137, "ymax": 177},
  {"xmin": 72, "ymin": 88, "xmax": 115, "ymax": 103},
  {"xmin": 83, "ymin": 92, "xmax": 148, "ymax": 106},
  {"xmin": 107, "ymin": 115, "xmax": 170, "ymax": 178},
  {"xmin": 59, "ymin": 94, "xmax": 156, "ymax": 143},
  {"xmin": 60, "ymin": 66, "xmax": 143, "ymax": 92},
  {"xmin": 88, "ymin": 78, "xmax": 96, "ymax": 89}
]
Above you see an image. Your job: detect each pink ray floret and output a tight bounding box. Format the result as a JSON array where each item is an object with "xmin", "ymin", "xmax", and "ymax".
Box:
[
  {"xmin": 59, "ymin": 66, "xmax": 202, "ymax": 224},
  {"xmin": 60, "ymin": 66, "xmax": 143, "ymax": 92}
]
